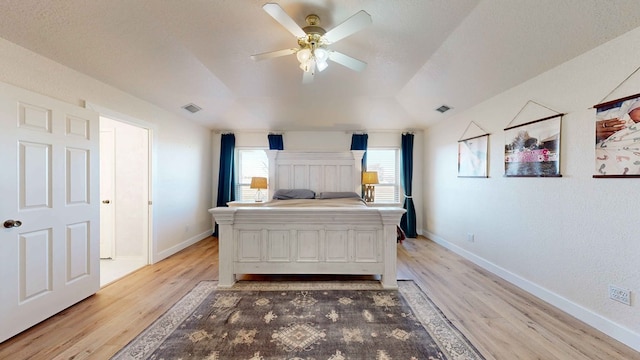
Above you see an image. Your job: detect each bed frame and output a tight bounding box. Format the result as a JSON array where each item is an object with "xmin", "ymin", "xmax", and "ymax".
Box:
[{"xmin": 209, "ymin": 150, "xmax": 405, "ymax": 289}]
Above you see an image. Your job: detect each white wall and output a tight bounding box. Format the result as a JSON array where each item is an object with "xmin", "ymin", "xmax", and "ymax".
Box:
[
  {"xmin": 423, "ymin": 27, "xmax": 640, "ymax": 350},
  {"xmin": 213, "ymin": 130, "xmax": 424, "ymax": 233},
  {"xmin": 0, "ymin": 38, "xmax": 213, "ymax": 262}
]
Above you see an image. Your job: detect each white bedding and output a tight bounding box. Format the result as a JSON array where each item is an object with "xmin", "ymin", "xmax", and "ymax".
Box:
[{"xmin": 261, "ymin": 198, "xmax": 367, "ymax": 208}]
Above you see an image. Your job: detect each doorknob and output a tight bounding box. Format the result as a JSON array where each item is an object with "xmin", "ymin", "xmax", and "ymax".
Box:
[
  {"xmin": 3, "ymin": 220, "xmax": 22, "ymax": 228},
  {"xmin": 102, "ymin": 200, "xmax": 110, "ymax": 204}
]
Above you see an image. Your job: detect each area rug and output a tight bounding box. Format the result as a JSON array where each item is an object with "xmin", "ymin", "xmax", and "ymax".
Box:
[{"xmin": 112, "ymin": 281, "xmax": 485, "ymax": 360}]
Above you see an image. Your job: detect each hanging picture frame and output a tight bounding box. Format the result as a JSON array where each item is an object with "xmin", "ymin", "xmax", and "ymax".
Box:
[
  {"xmin": 504, "ymin": 114, "xmax": 562, "ymax": 177},
  {"xmin": 458, "ymin": 134, "xmax": 489, "ymax": 178},
  {"xmin": 593, "ymin": 92, "xmax": 640, "ymax": 178}
]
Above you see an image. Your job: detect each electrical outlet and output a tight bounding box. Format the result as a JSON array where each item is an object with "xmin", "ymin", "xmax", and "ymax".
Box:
[
  {"xmin": 466, "ymin": 233, "xmax": 474, "ymax": 242},
  {"xmin": 608, "ymin": 284, "xmax": 631, "ymax": 306}
]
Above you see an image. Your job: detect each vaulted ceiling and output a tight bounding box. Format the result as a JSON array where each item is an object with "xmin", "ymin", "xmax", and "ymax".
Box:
[{"xmin": 1, "ymin": 1, "xmax": 640, "ymax": 131}]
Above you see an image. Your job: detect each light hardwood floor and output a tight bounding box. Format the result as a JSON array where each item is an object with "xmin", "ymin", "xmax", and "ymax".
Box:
[{"xmin": 0, "ymin": 236, "xmax": 638, "ymax": 359}]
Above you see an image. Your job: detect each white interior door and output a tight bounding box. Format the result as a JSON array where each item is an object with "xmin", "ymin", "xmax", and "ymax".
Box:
[
  {"xmin": 0, "ymin": 82, "xmax": 100, "ymax": 342},
  {"xmin": 100, "ymin": 129, "xmax": 115, "ymax": 259}
]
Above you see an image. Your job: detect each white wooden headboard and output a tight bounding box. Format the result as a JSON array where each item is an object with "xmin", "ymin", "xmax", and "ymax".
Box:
[{"xmin": 265, "ymin": 150, "xmax": 364, "ymax": 199}]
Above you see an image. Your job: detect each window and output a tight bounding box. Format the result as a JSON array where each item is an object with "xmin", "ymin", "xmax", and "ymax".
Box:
[
  {"xmin": 236, "ymin": 148, "xmax": 269, "ymax": 202},
  {"xmin": 366, "ymin": 148, "xmax": 400, "ymax": 203}
]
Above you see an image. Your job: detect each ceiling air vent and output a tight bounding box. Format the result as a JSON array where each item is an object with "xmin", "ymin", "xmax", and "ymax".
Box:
[
  {"xmin": 182, "ymin": 103, "xmax": 202, "ymax": 113},
  {"xmin": 436, "ymin": 105, "xmax": 451, "ymax": 113}
]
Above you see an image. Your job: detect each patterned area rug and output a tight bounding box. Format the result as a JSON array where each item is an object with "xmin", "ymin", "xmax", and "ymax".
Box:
[{"xmin": 112, "ymin": 281, "xmax": 485, "ymax": 360}]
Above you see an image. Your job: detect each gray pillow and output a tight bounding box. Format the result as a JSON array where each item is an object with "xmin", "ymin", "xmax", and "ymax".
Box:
[
  {"xmin": 317, "ymin": 191, "xmax": 361, "ymax": 199},
  {"xmin": 273, "ymin": 189, "xmax": 316, "ymax": 200}
]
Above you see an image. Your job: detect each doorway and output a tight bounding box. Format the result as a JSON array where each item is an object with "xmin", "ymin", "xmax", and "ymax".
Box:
[{"xmin": 99, "ymin": 116, "xmax": 151, "ymax": 286}]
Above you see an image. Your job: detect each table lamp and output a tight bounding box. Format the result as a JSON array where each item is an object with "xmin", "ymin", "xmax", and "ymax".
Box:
[
  {"xmin": 362, "ymin": 171, "xmax": 379, "ymax": 202},
  {"xmin": 250, "ymin": 177, "xmax": 268, "ymax": 202}
]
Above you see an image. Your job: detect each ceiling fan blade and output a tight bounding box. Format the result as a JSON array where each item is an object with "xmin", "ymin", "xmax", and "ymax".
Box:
[
  {"xmin": 323, "ymin": 10, "xmax": 372, "ymax": 43},
  {"xmin": 328, "ymin": 51, "xmax": 367, "ymax": 72},
  {"xmin": 251, "ymin": 48, "xmax": 297, "ymax": 61},
  {"xmin": 262, "ymin": 3, "xmax": 306, "ymax": 38},
  {"xmin": 302, "ymin": 68, "xmax": 315, "ymax": 84}
]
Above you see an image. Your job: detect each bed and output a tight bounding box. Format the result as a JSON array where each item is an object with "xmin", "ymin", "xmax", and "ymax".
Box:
[{"xmin": 208, "ymin": 150, "xmax": 405, "ymax": 289}]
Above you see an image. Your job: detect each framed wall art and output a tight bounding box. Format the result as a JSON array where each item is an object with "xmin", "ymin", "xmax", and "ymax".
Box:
[
  {"xmin": 458, "ymin": 134, "xmax": 488, "ymax": 178},
  {"xmin": 593, "ymin": 92, "xmax": 640, "ymax": 177},
  {"xmin": 504, "ymin": 114, "xmax": 562, "ymax": 177}
]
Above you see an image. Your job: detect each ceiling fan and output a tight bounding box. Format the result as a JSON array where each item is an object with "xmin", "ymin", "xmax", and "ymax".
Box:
[{"xmin": 251, "ymin": 3, "xmax": 372, "ymax": 83}]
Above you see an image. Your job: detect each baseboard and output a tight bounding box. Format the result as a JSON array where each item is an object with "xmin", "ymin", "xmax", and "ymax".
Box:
[
  {"xmin": 110, "ymin": 255, "xmax": 146, "ymax": 262},
  {"xmin": 154, "ymin": 229, "xmax": 212, "ymax": 263},
  {"xmin": 424, "ymin": 231, "xmax": 640, "ymax": 352}
]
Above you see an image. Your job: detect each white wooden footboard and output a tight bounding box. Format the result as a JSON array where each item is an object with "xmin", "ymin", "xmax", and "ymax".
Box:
[{"xmin": 210, "ymin": 206, "xmax": 405, "ymax": 289}]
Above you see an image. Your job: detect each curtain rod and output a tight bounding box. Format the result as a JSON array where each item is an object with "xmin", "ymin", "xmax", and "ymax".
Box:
[{"xmin": 213, "ymin": 129, "xmax": 423, "ymax": 134}]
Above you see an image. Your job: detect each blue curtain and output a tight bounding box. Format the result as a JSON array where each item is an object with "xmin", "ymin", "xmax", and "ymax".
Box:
[
  {"xmin": 350, "ymin": 134, "xmax": 368, "ymax": 198},
  {"xmin": 214, "ymin": 133, "xmax": 235, "ymax": 236},
  {"xmin": 268, "ymin": 133, "xmax": 284, "ymax": 150},
  {"xmin": 400, "ymin": 133, "xmax": 417, "ymax": 238},
  {"xmin": 350, "ymin": 133, "xmax": 368, "ymax": 169}
]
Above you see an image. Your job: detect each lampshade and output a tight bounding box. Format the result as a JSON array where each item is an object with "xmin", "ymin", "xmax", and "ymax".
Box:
[
  {"xmin": 296, "ymin": 48, "xmax": 312, "ymax": 63},
  {"xmin": 250, "ymin": 177, "xmax": 268, "ymax": 189},
  {"xmin": 300, "ymin": 58, "xmax": 315, "ymax": 73},
  {"xmin": 362, "ymin": 171, "xmax": 379, "ymax": 185},
  {"xmin": 314, "ymin": 47, "xmax": 328, "ymax": 62},
  {"xmin": 316, "ymin": 59, "xmax": 328, "ymax": 72}
]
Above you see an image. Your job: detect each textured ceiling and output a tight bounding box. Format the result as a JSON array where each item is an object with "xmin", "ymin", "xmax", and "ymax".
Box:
[{"xmin": 1, "ymin": 0, "xmax": 640, "ymax": 131}]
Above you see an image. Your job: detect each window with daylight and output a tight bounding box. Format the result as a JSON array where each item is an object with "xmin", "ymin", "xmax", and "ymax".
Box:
[
  {"xmin": 236, "ymin": 148, "xmax": 269, "ymax": 202},
  {"xmin": 366, "ymin": 148, "xmax": 400, "ymax": 203}
]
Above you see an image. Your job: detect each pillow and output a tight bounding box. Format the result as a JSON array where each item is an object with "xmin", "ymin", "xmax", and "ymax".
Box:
[
  {"xmin": 272, "ymin": 189, "xmax": 316, "ymax": 200},
  {"xmin": 317, "ymin": 191, "xmax": 361, "ymax": 199}
]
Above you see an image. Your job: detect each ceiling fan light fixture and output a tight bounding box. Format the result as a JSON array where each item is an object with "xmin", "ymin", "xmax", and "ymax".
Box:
[
  {"xmin": 298, "ymin": 46, "xmax": 329, "ymax": 73},
  {"xmin": 314, "ymin": 47, "xmax": 328, "ymax": 62},
  {"xmin": 316, "ymin": 60, "xmax": 328, "ymax": 72},
  {"xmin": 300, "ymin": 58, "xmax": 316, "ymax": 73},
  {"xmin": 296, "ymin": 48, "xmax": 312, "ymax": 63}
]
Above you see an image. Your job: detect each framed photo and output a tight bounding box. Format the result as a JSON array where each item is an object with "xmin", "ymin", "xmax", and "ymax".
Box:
[
  {"xmin": 458, "ymin": 134, "xmax": 488, "ymax": 177},
  {"xmin": 504, "ymin": 114, "xmax": 562, "ymax": 177},
  {"xmin": 593, "ymin": 93, "xmax": 640, "ymax": 178}
]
